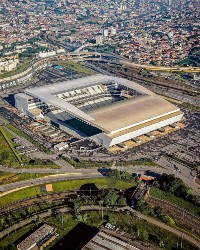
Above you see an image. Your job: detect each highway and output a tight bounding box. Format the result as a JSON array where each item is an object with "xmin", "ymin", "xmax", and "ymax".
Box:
[{"xmin": 0, "ymin": 162, "xmax": 199, "ymax": 195}]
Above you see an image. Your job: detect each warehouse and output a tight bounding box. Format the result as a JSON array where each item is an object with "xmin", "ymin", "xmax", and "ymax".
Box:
[
  {"xmin": 17, "ymin": 224, "xmax": 57, "ymax": 250},
  {"xmin": 82, "ymin": 230, "xmax": 141, "ymax": 250}
]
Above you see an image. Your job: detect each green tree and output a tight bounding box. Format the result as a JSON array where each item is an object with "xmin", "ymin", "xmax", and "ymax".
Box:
[
  {"xmin": 140, "ymin": 229, "xmax": 149, "ymax": 241},
  {"xmin": 108, "ymin": 169, "xmax": 133, "ymax": 181},
  {"xmin": 103, "ymin": 189, "xmax": 119, "ymax": 205},
  {"xmin": 163, "ymin": 215, "xmax": 175, "ymax": 226},
  {"xmin": 154, "ymin": 206, "xmax": 165, "ymax": 219},
  {"xmin": 136, "ymin": 199, "xmax": 154, "ymax": 215},
  {"xmin": 117, "ymin": 196, "xmax": 127, "ymax": 206}
]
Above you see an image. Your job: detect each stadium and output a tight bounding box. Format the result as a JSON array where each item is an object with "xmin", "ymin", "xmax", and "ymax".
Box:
[{"xmin": 15, "ymin": 74, "xmax": 183, "ymax": 148}]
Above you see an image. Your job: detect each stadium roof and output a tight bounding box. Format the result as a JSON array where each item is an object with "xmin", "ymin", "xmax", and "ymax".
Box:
[
  {"xmin": 24, "ymin": 74, "xmax": 180, "ymax": 134},
  {"xmin": 89, "ymin": 95, "xmax": 180, "ymax": 133},
  {"xmin": 25, "ymin": 74, "xmax": 154, "ymax": 96}
]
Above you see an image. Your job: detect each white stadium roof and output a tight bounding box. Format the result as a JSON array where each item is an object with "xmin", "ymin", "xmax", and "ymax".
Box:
[
  {"xmin": 24, "ymin": 74, "xmax": 180, "ymax": 134},
  {"xmin": 25, "ymin": 74, "xmax": 154, "ymax": 96}
]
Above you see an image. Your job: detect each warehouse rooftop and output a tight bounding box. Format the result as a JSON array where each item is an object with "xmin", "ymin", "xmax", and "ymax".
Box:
[
  {"xmin": 81, "ymin": 230, "xmax": 141, "ymax": 250},
  {"xmin": 17, "ymin": 224, "xmax": 56, "ymax": 250}
]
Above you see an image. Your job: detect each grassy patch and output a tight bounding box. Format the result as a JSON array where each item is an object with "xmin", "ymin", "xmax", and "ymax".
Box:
[
  {"xmin": 62, "ymin": 156, "xmax": 112, "ymax": 169},
  {"xmin": 0, "ymin": 60, "xmax": 30, "ymax": 79},
  {"xmin": 0, "ymin": 178, "xmax": 135, "ymax": 207},
  {"xmin": 0, "ymin": 186, "xmax": 42, "ymax": 207},
  {"xmin": 0, "ymin": 128, "xmax": 21, "ymax": 168},
  {"xmin": 52, "ymin": 178, "xmax": 135, "ymax": 192},
  {"xmin": 0, "ymin": 172, "xmax": 53, "ymax": 185},
  {"xmin": 0, "ymin": 126, "xmax": 23, "ymax": 163},
  {"xmin": 0, "ymin": 125, "xmax": 57, "ymax": 169},
  {"xmin": 149, "ymin": 187, "xmax": 200, "ymax": 216},
  {"xmin": 51, "ymin": 60, "xmax": 94, "ymax": 75},
  {"xmin": 122, "ymin": 160, "xmax": 159, "ymax": 167},
  {"xmin": 63, "ymin": 157, "xmax": 159, "ymax": 169},
  {"xmin": 24, "ymin": 164, "xmax": 59, "ymax": 169},
  {"xmin": 182, "ymin": 102, "xmax": 200, "ymax": 112}
]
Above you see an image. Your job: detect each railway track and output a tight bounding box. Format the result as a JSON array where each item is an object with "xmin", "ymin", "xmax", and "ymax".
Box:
[
  {"xmin": 0, "ymin": 191, "xmax": 76, "ymax": 215},
  {"xmin": 89, "ymin": 61, "xmax": 200, "ymax": 94},
  {"xmin": 90, "ymin": 61, "xmax": 200, "ymax": 107},
  {"xmin": 0, "ymin": 189, "xmax": 102, "ymax": 216},
  {"xmin": 146, "ymin": 195, "xmax": 200, "ymax": 237}
]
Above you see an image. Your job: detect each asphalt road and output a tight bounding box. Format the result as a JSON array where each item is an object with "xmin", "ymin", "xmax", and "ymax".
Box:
[{"xmin": 0, "ymin": 163, "xmax": 199, "ymax": 195}]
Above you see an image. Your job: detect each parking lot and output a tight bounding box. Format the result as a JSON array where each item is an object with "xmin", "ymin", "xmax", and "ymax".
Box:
[
  {"xmin": 29, "ymin": 66, "xmax": 85, "ymax": 88},
  {"xmin": 0, "ymin": 106, "xmax": 53, "ymax": 150},
  {"xmin": 29, "ymin": 121, "xmax": 73, "ymax": 144},
  {"xmin": 62, "ymin": 107, "xmax": 199, "ymax": 170}
]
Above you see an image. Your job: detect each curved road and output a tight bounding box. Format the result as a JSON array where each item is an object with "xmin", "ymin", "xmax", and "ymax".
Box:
[{"xmin": 0, "ymin": 162, "xmax": 199, "ymax": 195}]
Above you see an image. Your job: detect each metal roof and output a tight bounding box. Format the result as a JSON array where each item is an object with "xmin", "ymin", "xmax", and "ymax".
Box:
[
  {"xmin": 81, "ymin": 231, "xmax": 141, "ymax": 250},
  {"xmin": 17, "ymin": 224, "xmax": 55, "ymax": 250},
  {"xmin": 25, "ymin": 74, "xmax": 154, "ymax": 96},
  {"xmin": 89, "ymin": 95, "xmax": 180, "ymax": 133},
  {"xmin": 24, "ymin": 74, "xmax": 180, "ymax": 133}
]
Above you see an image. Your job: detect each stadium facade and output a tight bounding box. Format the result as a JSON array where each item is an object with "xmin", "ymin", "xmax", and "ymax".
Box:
[{"xmin": 15, "ymin": 74, "xmax": 183, "ymax": 148}]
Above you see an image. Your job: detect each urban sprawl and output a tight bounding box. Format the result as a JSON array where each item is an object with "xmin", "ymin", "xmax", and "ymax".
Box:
[{"xmin": 0, "ymin": 0, "xmax": 199, "ymax": 68}]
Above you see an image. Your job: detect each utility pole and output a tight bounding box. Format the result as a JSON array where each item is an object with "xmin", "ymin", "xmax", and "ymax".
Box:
[
  {"xmin": 101, "ymin": 199, "xmax": 104, "ymax": 221},
  {"xmin": 61, "ymin": 213, "xmax": 64, "ymax": 225},
  {"xmin": 180, "ymin": 234, "xmax": 183, "ymax": 249}
]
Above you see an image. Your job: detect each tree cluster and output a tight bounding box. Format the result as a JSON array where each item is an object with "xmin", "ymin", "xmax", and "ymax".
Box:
[
  {"xmin": 107, "ymin": 169, "xmax": 134, "ymax": 181},
  {"xmin": 136, "ymin": 199, "xmax": 175, "ymax": 226},
  {"xmin": 73, "ymin": 185, "xmax": 127, "ymax": 207},
  {"xmin": 155, "ymin": 174, "xmax": 200, "ymax": 207},
  {"xmin": 99, "ymin": 189, "xmax": 127, "ymax": 206}
]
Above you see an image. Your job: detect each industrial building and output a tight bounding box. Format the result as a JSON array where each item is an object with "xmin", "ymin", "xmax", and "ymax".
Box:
[
  {"xmin": 15, "ymin": 74, "xmax": 183, "ymax": 148},
  {"xmin": 17, "ymin": 224, "xmax": 57, "ymax": 250},
  {"xmin": 82, "ymin": 230, "xmax": 142, "ymax": 250}
]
